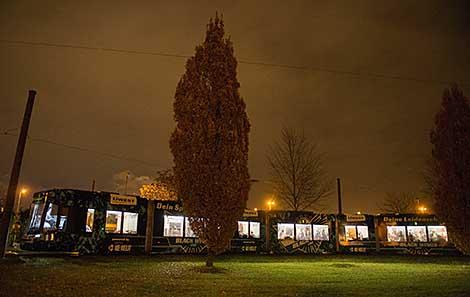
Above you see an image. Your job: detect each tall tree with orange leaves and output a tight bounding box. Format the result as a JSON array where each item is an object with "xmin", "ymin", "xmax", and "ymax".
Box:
[{"xmin": 170, "ymin": 15, "xmax": 250, "ymax": 267}]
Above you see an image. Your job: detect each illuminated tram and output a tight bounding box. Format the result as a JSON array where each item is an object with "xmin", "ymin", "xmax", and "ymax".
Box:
[{"xmin": 20, "ymin": 188, "xmax": 458, "ymax": 255}]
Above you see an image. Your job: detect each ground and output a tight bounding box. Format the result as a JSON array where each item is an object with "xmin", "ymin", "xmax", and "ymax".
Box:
[{"xmin": 1, "ymin": 255, "xmax": 469, "ymax": 297}]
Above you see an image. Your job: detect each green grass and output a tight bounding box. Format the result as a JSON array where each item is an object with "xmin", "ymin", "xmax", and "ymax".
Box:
[{"xmin": 1, "ymin": 255, "xmax": 469, "ymax": 297}]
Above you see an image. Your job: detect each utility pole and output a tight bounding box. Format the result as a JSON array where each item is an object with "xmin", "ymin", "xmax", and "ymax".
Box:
[
  {"xmin": 337, "ymin": 178, "xmax": 343, "ymax": 215},
  {"xmin": 145, "ymin": 200, "xmax": 155, "ymax": 255},
  {"xmin": 91, "ymin": 179, "xmax": 96, "ymax": 192},
  {"xmin": 335, "ymin": 177, "xmax": 343, "ymax": 253},
  {"xmin": 124, "ymin": 171, "xmax": 129, "ymax": 194},
  {"xmin": 0, "ymin": 90, "xmax": 36, "ymax": 257}
]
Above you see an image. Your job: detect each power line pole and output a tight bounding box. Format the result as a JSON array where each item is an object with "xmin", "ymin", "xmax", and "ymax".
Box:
[
  {"xmin": 335, "ymin": 177, "xmax": 343, "ymax": 253},
  {"xmin": 0, "ymin": 90, "xmax": 36, "ymax": 257},
  {"xmin": 337, "ymin": 178, "xmax": 343, "ymax": 214}
]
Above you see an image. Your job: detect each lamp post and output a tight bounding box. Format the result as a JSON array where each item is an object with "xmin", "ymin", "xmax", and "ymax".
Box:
[{"xmin": 16, "ymin": 188, "xmax": 27, "ymax": 215}]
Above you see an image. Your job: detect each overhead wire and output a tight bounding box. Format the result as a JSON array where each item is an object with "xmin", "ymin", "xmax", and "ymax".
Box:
[
  {"xmin": 1, "ymin": 39, "xmax": 468, "ymax": 86},
  {"xmin": 1, "ymin": 131, "xmax": 160, "ymax": 169}
]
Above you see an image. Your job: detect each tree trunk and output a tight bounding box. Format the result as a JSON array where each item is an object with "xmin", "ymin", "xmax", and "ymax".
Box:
[{"xmin": 206, "ymin": 249, "xmax": 214, "ymax": 267}]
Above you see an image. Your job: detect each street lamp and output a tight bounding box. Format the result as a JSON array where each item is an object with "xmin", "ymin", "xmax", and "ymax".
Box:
[
  {"xmin": 16, "ymin": 188, "xmax": 27, "ymax": 214},
  {"xmin": 267, "ymin": 199, "xmax": 275, "ymax": 211}
]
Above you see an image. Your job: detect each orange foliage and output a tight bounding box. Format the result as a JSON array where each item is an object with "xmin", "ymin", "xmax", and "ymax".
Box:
[{"xmin": 170, "ymin": 15, "xmax": 250, "ymax": 257}]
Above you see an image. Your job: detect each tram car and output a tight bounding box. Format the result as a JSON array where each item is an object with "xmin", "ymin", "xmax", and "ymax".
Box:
[
  {"xmin": 20, "ymin": 188, "xmax": 458, "ymax": 256},
  {"xmin": 375, "ymin": 214, "xmax": 457, "ymax": 255},
  {"xmin": 268, "ymin": 211, "xmax": 336, "ymax": 254},
  {"xmin": 336, "ymin": 213, "xmax": 377, "ymax": 253},
  {"xmin": 231, "ymin": 209, "xmax": 266, "ymax": 253},
  {"xmin": 21, "ymin": 189, "xmax": 148, "ymax": 254},
  {"xmin": 20, "ymin": 188, "xmax": 266, "ymax": 255}
]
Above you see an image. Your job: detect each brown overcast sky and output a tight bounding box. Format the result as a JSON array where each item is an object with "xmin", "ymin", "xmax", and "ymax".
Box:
[{"xmin": 1, "ymin": 1, "xmax": 469, "ymax": 213}]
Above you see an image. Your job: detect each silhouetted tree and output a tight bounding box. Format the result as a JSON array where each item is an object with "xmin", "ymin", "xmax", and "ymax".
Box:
[
  {"xmin": 430, "ymin": 85, "xmax": 470, "ymax": 254},
  {"xmin": 0, "ymin": 182, "xmax": 6, "ymax": 212},
  {"xmin": 267, "ymin": 127, "xmax": 333, "ymax": 211},
  {"xmin": 170, "ymin": 15, "xmax": 250, "ymax": 267},
  {"xmin": 380, "ymin": 192, "xmax": 416, "ymax": 213}
]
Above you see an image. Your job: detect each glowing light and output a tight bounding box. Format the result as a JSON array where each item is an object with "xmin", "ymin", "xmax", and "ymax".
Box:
[
  {"xmin": 418, "ymin": 206, "xmax": 428, "ymax": 214},
  {"xmin": 20, "ymin": 188, "xmax": 28, "ymax": 194},
  {"xmin": 267, "ymin": 199, "xmax": 275, "ymax": 211},
  {"xmin": 254, "ymin": 208, "xmax": 258, "ymax": 212}
]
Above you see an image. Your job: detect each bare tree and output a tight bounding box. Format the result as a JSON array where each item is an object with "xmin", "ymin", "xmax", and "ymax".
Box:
[
  {"xmin": 267, "ymin": 127, "xmax": 333, "ymax": 211},
  {"xmin": 380, "ymin": 192, "xmax": 417, "ymax": 213}
]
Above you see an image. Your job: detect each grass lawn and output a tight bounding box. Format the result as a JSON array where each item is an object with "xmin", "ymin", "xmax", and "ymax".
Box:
[{"xmin": 1, "ymin": 255, "xmax": 469, "ymax": 297}]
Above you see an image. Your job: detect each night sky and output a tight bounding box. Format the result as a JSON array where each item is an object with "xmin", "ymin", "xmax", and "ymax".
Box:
[{"xmin": 1, "ymin": 1, "xmax": 469, "ymax": 213}]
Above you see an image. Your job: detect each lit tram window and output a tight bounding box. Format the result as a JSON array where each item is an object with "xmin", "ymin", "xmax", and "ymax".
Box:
[
  {"xmin": 387, "ymin": 226, "xmax": 407, "ymax": 242},
  {"xmin": 357, "ymin": 226, "xmax": 369, "ymax": 240},
  {"xmin": 295, "ymin": 224, "xmax": 312, "ymax": 241},
  {"xmin": 164, "ymin": 215, "xmax": 184, "ymax": 237},
  {"xmin": 407, "ymin": 226, "xmax": 427, "ymax": 242},
  {"xmin": 86, "ymin": 209, "xmax": 95, "ymax": 232},
  {"xmin": 238, "ymin": 221, "xmax": 249, "ymax": 238},
  {"xmin": 249, "ymin": 222, "xmax": 260, "ymax": 239},
  {"xmin": 106, "ymin": 211, "xmax": 122, "ymax": 234},
  {"xmin": 278, "ymin": 223, "xmax": 294, "ymax": 240},
  {"xmin": 123, "ymin": 212, "xmax": 138, "ymax": 234},
  {"xmin": 313, "ymin": 225, "xmax": 329, "ymax": 241},
  {"xmin": 345, "ymin": 225, "xmax": 357, "ymax": 241},
  {"xmin": 428, "ymin": 226, "xmax": 448, "ymax": 242}
]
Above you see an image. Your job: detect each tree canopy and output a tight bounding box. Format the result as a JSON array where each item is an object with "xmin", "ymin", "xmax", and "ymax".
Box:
[
  {"xmin": 429, "ymin": 85, "xmax": 470, "ymax": 254},
  {"xmin": 170, "ymin": 15, "xmax": 250, "ymax": 266}
]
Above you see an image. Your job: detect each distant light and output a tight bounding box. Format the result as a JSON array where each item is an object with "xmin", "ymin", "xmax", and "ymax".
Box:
[
  {"xmin": 20, "ymin": 188, "xmax": 27, "ymax": 194},
  {"xmin": 254, "ymin": 208, "xmax": 258, "ymax": 212},
  {"xmin": 356, "ymin": 211, "xmax": 361, "ymax": 215},
  {"xmin": 267, "ymin": 199, "xmax": 275, "ymax": 211}
]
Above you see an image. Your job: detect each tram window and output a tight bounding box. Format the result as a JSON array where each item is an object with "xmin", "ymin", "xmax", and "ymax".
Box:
[
  {"xmin": 57, "ymin": 207, "xmax": 69, "ymax": 231},
  {"xmin": 123, "ymin": 212, "xmax": 138, "ymax": 234},
  {"xmin": 296, "ymin": 224, "xmax": 312, "ymax": 241},
  {"xmin": 238, "ymin": 221, "xmax": 249, "ymax": 238},
  {"xmin": 278, "ymin": 223, "xmax": 294, "ymax": 240},
  {"xmin": 43, "ymin": 204, "xmax": 59, "ymax": 230},
  {"xmin": 58, "ymin": 216, "xmax": 67, "ymax": 230},
  {"xmin": 185, "ymin": 217, "xmax": 196, "ymax": 238},
  {"xmin": 29, "ymin": 203, "xmax": 44, "ymax": 229},
  {"xmin": 357, "ymin": 226, "xmax": 369, "ymax": 240},
  {"xmin": 387, "ymin": 226, "xmax": 407, "ymax": 242},
  {"xmin": 164, "ymin": 215, "xmax": 184, "ymax": 237},
  {"xmin": 313, "ymin": 225, "xmax": 329, "ymax": 241},
  {"xmin": 345, "ymin": 225, "xmax": 357, "ymax": 241},
  {"xmin": 86, "ymin": 209, "xmax": 95, "ymax": 232},
  {"xmin": 106, "ymin": 211, "xmax": 122, "ymax": 233},
  {"xmin": 250, "ymin": 222, "xmax": 260, "ymax": 239},
  {"xmin": 407, "ymin": 226, "xmax": 427, "ymax": 242},
  {"xmin": 428, "ymin": 226, "xmax": 448, "ymax": 242}
]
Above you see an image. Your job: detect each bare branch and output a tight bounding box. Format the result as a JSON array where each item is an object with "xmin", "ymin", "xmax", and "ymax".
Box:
[{"xmin": 267, "ymin": 126, "xmax": 333, "ymax": 211}]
